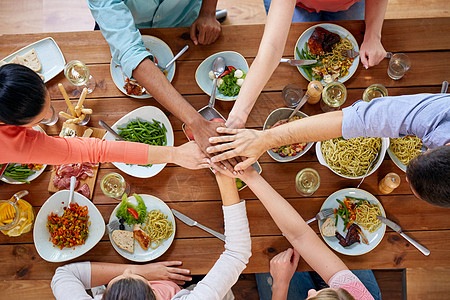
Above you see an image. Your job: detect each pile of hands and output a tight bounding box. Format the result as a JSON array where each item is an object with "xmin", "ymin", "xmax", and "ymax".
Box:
[{"xmin": 172, "ymin": 117, "xmax": 267, "ymax": 175}]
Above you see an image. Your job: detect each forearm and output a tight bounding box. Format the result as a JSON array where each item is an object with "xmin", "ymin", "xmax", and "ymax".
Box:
[
  {"xmin": 133, "ymin": 59, "xmax": 203, "ymax": 127},
  {"xmin": 228, "ymin": 0, "xmax": 296, "ymax": 127},
  {"xmin": 263, "ymin": 111, "xmax": 343, "ymax": 149},
  {"xmin": 364, "ymin": 0, "xmax": 388, "ymax": 41},
  {"xmin": 199, "ymin": 0, "xmax": 218, "ymax": 16},
  {"xmin": 244, "ymin": 171, "xmax": 347, "ymax": 282},
  {"xmin": 90, "ymin": 262, "xmax": 133, "ymax": 287},
  {"xmin": 272, "ymin": 282, "xmax": 289, "ymax": 300},
  {"xmin": 216, "ymin": 173, "xmax": 240, "ymax": 206}
]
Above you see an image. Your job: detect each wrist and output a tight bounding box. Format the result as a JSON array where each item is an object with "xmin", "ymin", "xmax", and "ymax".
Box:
[
  {"xmin": 167, "ymin": 146, "xmax": 177, "ymax": 165},
  {"xmin": 185, "ymin": 114, "xmax": 206, "ymax": 128}
]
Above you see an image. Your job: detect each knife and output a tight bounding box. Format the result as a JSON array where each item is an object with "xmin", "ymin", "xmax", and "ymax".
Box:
[
  {"xmin": 99, "ymin": 120, "xmax": 124, "ymax": 141},
  {"xmin": 171, "ymin": 209, "xmax": 225, "ymax": 242},
  {"xmin": 280, "ymin": 58, "xmax": 317, "ymax": 66},
  {"xmin": 377, "ymin": 216, "xmax": 430, "ymax": 256}
]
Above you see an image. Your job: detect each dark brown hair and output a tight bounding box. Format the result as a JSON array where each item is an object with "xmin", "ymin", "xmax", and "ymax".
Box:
[{"xmin": 102, "ymin": 277, "xmax": 156, "ymax": 300}]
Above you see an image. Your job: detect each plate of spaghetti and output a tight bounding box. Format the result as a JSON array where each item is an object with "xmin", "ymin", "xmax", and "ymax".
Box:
[
  {"xmin": 387, "ymin": 136, "xmax": 423, "ymax": 172},
  {"xmin": 319, "ymin": 188, "xmax": 386, "ymax": 256},
  {"xmin": 294, "ymin": 24, "xmax": 359, "ymax": 83},
  {"xmin": 316, "ymin": 137, "xmax": 389, "ymax": 179},
  {"xmin": 108, "ymin": 194, "xmax": 175, "ymax": 262}
]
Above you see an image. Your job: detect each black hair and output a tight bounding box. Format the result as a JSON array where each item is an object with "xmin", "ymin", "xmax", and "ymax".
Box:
[
  {"xmin": 103, "ymin": 277, "xmax": 156, "ymax": 300},
  {"xmin": 0, "ymin": 64, "xmax": 47, "ymax": 125},
  {"xmin": 406, "ymin": 145, "xmax": 450, "ymax": 207}
]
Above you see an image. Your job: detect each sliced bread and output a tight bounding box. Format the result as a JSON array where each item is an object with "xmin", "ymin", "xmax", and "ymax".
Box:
[
  {"xmin": 21, "ymin": 49, "xmax": 41, "ymax": 72},
  {"xmin": 133, "ymin": 224, "xmax": 151, "ymax": 251},
  {"xmin": 321, "ymin": 217, "xmax": 336, "ymax": 237},
  {"xmin": 112, "ymin": 230, "xmax": 134, "ymax": 253}
]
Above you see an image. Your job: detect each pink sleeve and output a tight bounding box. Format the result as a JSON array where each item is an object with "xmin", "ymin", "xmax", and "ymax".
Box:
[
  {"xmin": 328, "ymin": 270, "xmax": 374, "ymax": 300},
  {"xmin": 0, "ymin": 126, "xmax": 148, "ymax": 165}
]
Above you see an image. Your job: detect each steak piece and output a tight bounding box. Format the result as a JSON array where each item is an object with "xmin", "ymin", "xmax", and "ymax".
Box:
[
  {"xmin": 308, "ymin": 26, "xmax": 341, "ymax": 55},
  {"xmin": 335, "ymin": 224, "xmax": 361, "ymax": 247}
]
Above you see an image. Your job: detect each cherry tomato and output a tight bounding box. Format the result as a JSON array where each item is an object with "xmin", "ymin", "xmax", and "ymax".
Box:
[{"xmin": 127, "ymin": 207, "xmax": 139, "ymax": 220}]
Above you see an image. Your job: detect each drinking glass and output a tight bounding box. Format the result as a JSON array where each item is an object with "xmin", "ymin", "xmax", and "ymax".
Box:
[
  {"xmin": 39, "ymin": 104, "xmax": 59, "ymax": 126},
  {"xmin": 100, "ymin": 172, "xmax": 130, "ymax": 200},
  {"xmin": 387, "ymin": 53, "xmax": 411, "ymax": 80},
  {"xmin": 295, "ymin": 168, "xmax": 320, "ymax": 196},
  {"xmin": 362, "ymin": 84, "xmax": 388, "ymax": 102},
  {"xmin": 282, "ymin": 83, "xmax": 304, "ymax": 108},
  {"xmin": 64, "ymin": 60, "xmax": 96, "ymax": 96},
  {"xmin": 320, "ymin": 81, "xmax": 347, "ymax": 112}
]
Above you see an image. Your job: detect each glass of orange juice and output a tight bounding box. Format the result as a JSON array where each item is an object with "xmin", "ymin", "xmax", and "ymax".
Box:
[{"xmin": 0, "ymin": 190, "xmax": 34, "ymax": 237}]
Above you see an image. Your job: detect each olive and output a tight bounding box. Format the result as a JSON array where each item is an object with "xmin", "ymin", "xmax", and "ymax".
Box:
[{"xmin": 119, "ymin": 224, "xmax": 125, "ymax": 230}]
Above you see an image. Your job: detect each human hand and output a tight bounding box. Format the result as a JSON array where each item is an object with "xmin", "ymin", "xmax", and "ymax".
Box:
[
  {"xmin": 190, "ymin": 13, "xmax": 221, "ymax": 45},
  {"xmin": 207, "ymin": 127, "xmax": 266, "ymax": 171},
  {"xmin": 359, "ymin": 36, "xmax": 386, "ymax": 69},
  {"xmin": 172, "ymin": 141, "xmax": 211, "ymax": 170},
  {"xmin": 133, "ymin": 261, "xmax": 191, "ymax": 285},
  {"xmin": 270, "ymin": 248, "xmax": 300, "ymax": 287}
]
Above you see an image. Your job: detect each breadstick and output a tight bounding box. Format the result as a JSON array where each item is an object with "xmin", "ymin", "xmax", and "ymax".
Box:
[
  {"xmin": 76, "ymin": 88, "xmax": 88, "ymax": 111},
  {"xmin": 66, "ymin": 114, "xmax": 86, "ymax": 124},
  {"xmin": 59, "ymin": 111, "xmax": 76, "ymax": 119},
  {"xmin": 81, "ymin": 108, "xmax": 93, "ymax": 114},
  {"xmin": 82, "ymin": 128, "xmax": 93, "ymax": 138},
  {"xmin": 58, "ymin": 83, "xmax": 76, "ymax": 117}
]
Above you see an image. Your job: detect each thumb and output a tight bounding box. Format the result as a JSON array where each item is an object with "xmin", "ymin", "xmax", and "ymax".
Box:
[
  {"xmin": 235, "ymin": 158, "xmax": 254, "ymax": 171},
  {"xmin": 360, "ymin": 51, "xmax": 369, "ymax": 69},
  {"xmin": 292, "ymin": 249, "xmax": 301, "ymax": 265},
  {"xmin": 190, "ymin": 23, "xmax": 198, "ymax": 46}
]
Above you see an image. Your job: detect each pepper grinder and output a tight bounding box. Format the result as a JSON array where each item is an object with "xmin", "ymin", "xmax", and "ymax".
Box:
[
  {"xmin": 306, "ymin": 80, "xmax": 323, "ymax": 104},
  {"xmin": 378, "ymin": 173, "xmax": 401, "ymax": 194}
]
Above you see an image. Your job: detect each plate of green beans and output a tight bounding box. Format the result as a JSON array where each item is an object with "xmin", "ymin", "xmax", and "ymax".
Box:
[
  {"xmin": 103, "ymin": 106, "xmax": 174, "ymax": 178},
  {"xmin": 1, "ymin": 126, "xmax": 47, "ymax": 184}
]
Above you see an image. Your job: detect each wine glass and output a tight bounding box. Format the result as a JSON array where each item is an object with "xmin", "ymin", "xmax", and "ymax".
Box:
[{"xmin": 64, "ymin": 60, "xmax": 96, "ymax": 96}]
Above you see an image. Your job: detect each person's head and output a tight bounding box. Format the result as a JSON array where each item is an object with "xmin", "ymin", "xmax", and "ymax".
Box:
[
  {"xmin": 406, "ymin": 145, "xmax": 450, "ymax": 207},
  {"xmin": 103, "ymin": 268, "xmax": 156, "ymax": 300},
  {"xmin": 307, "ymin": 287, "xmax": 355, "ymax": 299},
  {"xmin": 0, "ymin": 63, "xmax": 49, "ymax": 126}
]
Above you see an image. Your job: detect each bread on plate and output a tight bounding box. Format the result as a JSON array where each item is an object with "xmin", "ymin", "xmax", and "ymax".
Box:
[
  {"xmin": 112, "ymin": 230, "xmax": 134, "ymax": 253},
  {"xmin": 321, "ymin": 217, "xmax": 336, "ymax": 237}
]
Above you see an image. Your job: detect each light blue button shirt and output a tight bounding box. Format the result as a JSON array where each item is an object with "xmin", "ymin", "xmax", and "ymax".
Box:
[
  {"xmin": 89, "ymin": 0, "xmax": 202, "ymax": 78},
  {"xmin": 342, "ymin": 94, "xmax": 450, "ymax": 149}
]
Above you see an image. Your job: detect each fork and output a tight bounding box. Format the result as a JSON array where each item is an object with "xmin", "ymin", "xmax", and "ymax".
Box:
[
  {"xmin": 106, "ymin": 219, "xmax": 120, "ymax": 234},
  {"xmin": 155, "ymin": 45, "xmax": 189, "ymax": 73},
  {"xmin": 356, "ymin": 150, "xmax": 380, "ymax": 188},
  {"xmin": 341, "ymin": 49, "xmax": 393, "ymax": 59},
  {"xmin": 305, "ymin": 208, "xmax": 334, "ymax": 225}
]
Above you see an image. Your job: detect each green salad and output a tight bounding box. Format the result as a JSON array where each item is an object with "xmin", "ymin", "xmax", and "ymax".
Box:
[
  {"xmin": 116, "ymin": 193, "xmax": 147, "ymax": 225},
  {"xmin": 210, "ymin": 66, "xmax": 246, "ymax": 97}
]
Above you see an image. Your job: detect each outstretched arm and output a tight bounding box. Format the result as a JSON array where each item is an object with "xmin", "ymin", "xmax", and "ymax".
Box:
[
  {"xmin": 208, "ymin": 111, "xmax": 343, "ymax": 170},
  {"xmin": 242, "ymin": 169, "xmax": 347, "ymax": 282},
  {"xmin": 226, "ymin": 0, "xmax": 296, "ymax": 129},
  {"xmin": 359, "ymin": 0, "xmax": 388, "ymax": 68}
]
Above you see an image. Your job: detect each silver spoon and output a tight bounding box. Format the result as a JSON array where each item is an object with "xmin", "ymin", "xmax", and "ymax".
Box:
[
  {"xmin": 67, "ymin": 176, "xmax": 77, "ymax": 207},
  {"xmin": 99, "ymin": 120, "xmax": 124, "ymax": 141},
  {"xmin": 441, "ymin": 81, "xmax": 449, "ymax": 93},
  {"xmin": 162, "ymin": 45, "xmax": 189, "ymax": 72},
  {"xmin": 208, "ymin": 56, "xmax": 226, "ymax": 109},
  {"xmin": 357, "ymin": 150, "xmax": 380, "ymax": 188}
]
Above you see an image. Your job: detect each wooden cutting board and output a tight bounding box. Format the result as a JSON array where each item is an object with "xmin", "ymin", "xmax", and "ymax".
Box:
[{"xmin": 47, "ymin": 123, "xmax": 106, "ymax": 199}]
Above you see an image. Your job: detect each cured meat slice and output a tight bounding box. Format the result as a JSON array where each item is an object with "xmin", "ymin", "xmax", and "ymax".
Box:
[{"xmin": 77, "ymin": 183, "xmax": 91, "ymax": 198}]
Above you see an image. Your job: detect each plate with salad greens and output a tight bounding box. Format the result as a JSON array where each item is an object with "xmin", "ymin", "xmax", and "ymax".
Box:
[
  {"xmin": 103, "ymin": 106, "xmax": 174, "ymax": 178},
  {"xmin": 294, "ymin": 23, "xmax": 359, "ymax": 84},
  {"xmin": 195, "ymin": 51, "xmax": 249, "ymax": 101},
  {"xmin": 109, "ymin": 194, "xmax": 175, "ymax": 262},
  {"xmin": 319, "ymin": 188, "xmax": 386, "ymax": 256},
  {"xmin": 1, "ymin": 126, "xmax": 47, "ymax": 184}
]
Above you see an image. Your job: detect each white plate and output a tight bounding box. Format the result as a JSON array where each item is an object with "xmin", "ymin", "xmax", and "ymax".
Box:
[
  {"xmin": 263, "ymin": 108, "xmax": 314, "ymax": 162},
  {"xmin": 319, "ymin": 188, "xmax": 386, "ymax": 256},
  {"xmin": 195, "ymin": 51, "xmax": 249, "ymax": 101},
  {"xmin": 1, "ymin": 37, "xmax": 65, "ymax": 83},
  {"xmin": 110, "ymin": 35, "xmax": 175, "ymax": 99},
  {"xmin": 109, "ymin": 194, "xmax": 175, "ymax": 262},
  {"xmin": 316, "ymin": 137, "xmax": 389, "ymax": 180},
  {"xmin": 294, "ymin": 23, "xmax": 359, "ymax": 84},
  {"xmin": 33, "ymin": 190, "xmax": 105, "ymax": 262},
  {"xmin": 1, "ymin": 126, "xmax": 47, "ymax": 184},
  {"xmin": 103, "ymin": 106, "xmax": 174, "ymax": 178}
]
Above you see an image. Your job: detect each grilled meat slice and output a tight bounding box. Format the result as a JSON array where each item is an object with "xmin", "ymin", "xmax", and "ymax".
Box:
[
  {"xmin": 335, "ymin": 224, "xmax": 361, "ymax": 247},
  {"xmin": 308, "ymin": 26, "xmax": 341, "ymax": 55}
]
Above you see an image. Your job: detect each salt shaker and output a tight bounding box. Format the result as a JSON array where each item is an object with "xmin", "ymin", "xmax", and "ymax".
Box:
[{"xmin": 379, "ymin": 173, "xmax": 401, "ymax": 194}]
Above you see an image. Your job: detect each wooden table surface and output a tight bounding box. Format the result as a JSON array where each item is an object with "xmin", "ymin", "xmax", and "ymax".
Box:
[{"xmin": 0, "ymin": 18, "xmax": 449, "ymax": 282}]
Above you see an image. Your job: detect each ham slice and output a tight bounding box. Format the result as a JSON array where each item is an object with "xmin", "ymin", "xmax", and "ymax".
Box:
[
  {"xmin": 77, "ymin": 183, "xmax": 91, "ymax": 199},
  {"xmin": 53, "ymin": 162, "xmax": 96, "ymax": 198}
]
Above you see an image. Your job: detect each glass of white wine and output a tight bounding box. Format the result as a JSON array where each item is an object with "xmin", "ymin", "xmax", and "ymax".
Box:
[
  {"xmin": 100, "ymin": 172, "xmax": 130, "ymax": 200},
  {"xmin": 295, "ymin": 168, "xmax": 321, "ymax": 196},
  {"xmin": 320, "ymin": 81, "xmax": 347, "ymax": 112},
  {"xmin": 362, "ymin": 84, "xmax": 388, "ymax": 102},
  {"xmin": 64, "ymin": 60, "xmax": 96, "ymax": 96}
]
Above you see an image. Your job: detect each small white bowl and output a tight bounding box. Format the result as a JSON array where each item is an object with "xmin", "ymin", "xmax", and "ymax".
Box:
[
  {"xmin": 103, "ymin": 106, "xmax": 174, "ymax": 178},
  {"xmin": 195, "ymin": 51, "xmax": 249, "ymax": 101},
  {"xmin": 316, "ymin": 137, "xmax": 389, "ymax": 179},
  {"xmin": 263, "ymin": 108, "xmax": 314, "ymax": 162}
]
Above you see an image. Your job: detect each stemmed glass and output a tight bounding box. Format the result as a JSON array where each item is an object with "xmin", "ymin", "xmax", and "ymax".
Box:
[{"xmin": 64, "ymin": 60, "xmax": 96, "ymax": 96}]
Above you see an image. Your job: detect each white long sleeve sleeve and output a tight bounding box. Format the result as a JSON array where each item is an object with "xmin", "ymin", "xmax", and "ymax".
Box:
[{"xmin": 51, "ymin": 261, "xmax": 95, "ymax": 300}]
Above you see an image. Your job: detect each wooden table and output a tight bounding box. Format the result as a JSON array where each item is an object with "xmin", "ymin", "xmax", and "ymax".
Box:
[{"xmin": 0, "ymin": 18, "xmax": 449, "ymax": 287}]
